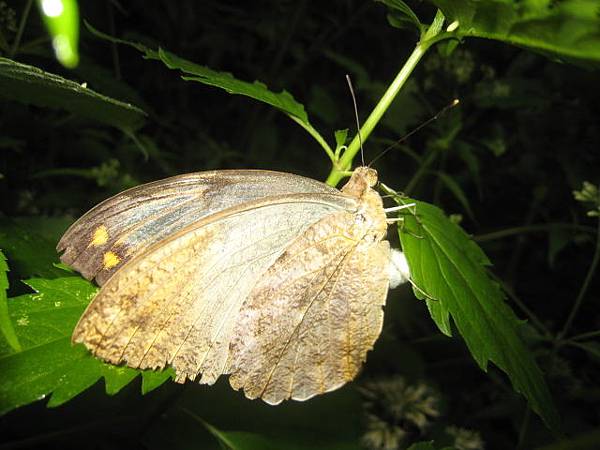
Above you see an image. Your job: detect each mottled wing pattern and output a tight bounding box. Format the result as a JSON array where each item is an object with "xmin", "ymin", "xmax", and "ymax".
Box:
[
  {"xmin": 71, "ymin": 193, "xmax": 357, "ymax": 385},
  {"xmin": 228, "ymin": 210, "xmax": 390, "ymax": 405},
  {"xmin": 58, "ymin": 170, "xmax": 340, "ymax": 285}
]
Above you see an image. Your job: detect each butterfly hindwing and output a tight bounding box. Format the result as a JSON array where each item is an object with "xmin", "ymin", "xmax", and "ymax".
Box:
[{"xmin": 57, "ymin": 170, "xmax": 342, "ymax": 285}]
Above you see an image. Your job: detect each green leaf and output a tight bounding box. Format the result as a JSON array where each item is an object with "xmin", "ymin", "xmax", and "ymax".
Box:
[
  {"xmin": 455, "ymin": 142, "xmax": 482, "ymax": 197},
  {"xmin": 142, "ymin": 368, "xmax": 176, "ymax": 394},
  {"xmin": 398, "ymin": 199, "xmax": 560, "ymax": 429},
  {"xmin": 334, "ymin": 129, "xmax": 349, "ymax": 148},
  {"xmin": 84, "ymin": 21, "xmax": 334, "ymax": 160},
  {"xmin": 103, "ymin": 364, "xmax": 141, "ymax": 395},
  {"xmin": 0, "ymin": 276, "xmax": 172, "ymax": 415},
  {"xmin": 431, "ymin": 0, "xmax": 600, "ymax": 66},
  {"xmin": 0, "ymin": 57, "xmax": 146, "ymax": 130},
  {"xmin": 406, "ymin": 442, "xmax": 435, "ymax": 450},
  {"xmin": 184, "ymin": 409, "xmax": 361, "ymax": 450},
  {"xmin": 322, "ymin": 50, "xmax": 370, "ymax": 86},
  {"xmin": 547, "ymin": 227, "xmax": 572, "ymax": 267},
  {"xmin": 156, "ymin": 48, "xmax": 332, "ymax": 158},
  {"xmin": 37, "ymin": 0, "xmax": 79, "ymax": 68},
  {"xmin": 0, "ymin": 217, "xmax": 69, "ymax": 280},
  {"xmin": 0, "ymin": 250, "xmax": 20, "ymax": 352},
  {"xmin": 159, "ymin": 48, "xmax": 308, "ymax": 122},
  {"xmin": 569, "ymin": 341, "xmax": 600, "ymax": 363},
  {"xmin": 378, "ymin": 0, "xmax": 424, "ymax": 34},
  {"xmin": 535, "ymin": 428, "xmax": 600, "ymax": 450}
]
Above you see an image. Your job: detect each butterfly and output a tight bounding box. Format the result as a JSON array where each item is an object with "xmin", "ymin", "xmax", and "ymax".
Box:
[{"xmin": 57, "ymin": 166, "xmax": 411, "ymax": 404}]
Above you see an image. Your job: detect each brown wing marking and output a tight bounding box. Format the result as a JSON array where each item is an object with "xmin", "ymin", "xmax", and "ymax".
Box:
[
  {"xmin": 65, "ymin": 192, "xmax": 204, "ymax": 285},
  {"xmin": 228, "ymin": 211, "xmax": 390, "ymax": 404},
  {"xmin": 59, "ymin": 187, "xmax": 210, "ymax": 284}
]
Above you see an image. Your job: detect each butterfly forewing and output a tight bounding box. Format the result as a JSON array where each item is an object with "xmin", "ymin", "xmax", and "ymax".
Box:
[{"xmin": 57, "ymin": 170, "xmax": 342, "ymax": 285}]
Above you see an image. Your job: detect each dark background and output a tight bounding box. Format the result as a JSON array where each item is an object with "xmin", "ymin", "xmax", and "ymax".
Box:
[{"xmin": 1, "ymin": 1, "xmax": 599, "ymax": 449}]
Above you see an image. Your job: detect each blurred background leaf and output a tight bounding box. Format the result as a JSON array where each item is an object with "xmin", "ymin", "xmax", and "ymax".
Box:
[{"xmin": 36, "ymin": 0, "xmax": 80, "ymax": 68}]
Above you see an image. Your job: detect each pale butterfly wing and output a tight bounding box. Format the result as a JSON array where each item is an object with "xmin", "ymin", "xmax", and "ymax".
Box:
[
  {"xmin": 228, "ymin": 169, "xmax": 390, "ymax": 404},
  {"xmin": 57, "ymin": 170, "xmax": 341, "ymax": 285},
  {"xmin": 71, "ymin": 191, "xmax": 358, "ymax": 385},
  {"xmin": 228, "ymin": 212, "xmax": 390, "ymax": 404}
]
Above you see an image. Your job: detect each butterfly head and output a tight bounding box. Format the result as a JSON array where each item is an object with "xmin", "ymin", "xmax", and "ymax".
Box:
[
  {"xmin": 341, "ymin": 166, "xmax": 378, "ymax": 197},
  {"xmin": 354, "ymin": 166, "xmax": 378, "ymax": 187}
]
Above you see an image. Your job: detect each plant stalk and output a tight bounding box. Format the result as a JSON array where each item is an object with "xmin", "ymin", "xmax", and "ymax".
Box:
[
  {"xmin": 569, "ymin": 329, "xmax": 600, "ymax": 342},
  {"xmin": 325, "ymin": 9, "xmax": 445, "ymax": 187},
  {"xmin": 404, "ymin": 149, "xmax": 438, "ymax": 195},
  {"xmin": 475, "ymin": 223, "xmax": 595, "ymax": 242},
  {"xmin": 9, "ymin": 0, "xmax": 33, "ymax": 58},
  {"xmin": 290, "ymin": 115, "xmax": 335, "ymax": 162},
  {"xmin": 326, "ymin": 42, "xmax": 428, "ymax": 186},
  {"xmin": 559, "ymin": 215, "xmax": 600, "ymax": 339}
]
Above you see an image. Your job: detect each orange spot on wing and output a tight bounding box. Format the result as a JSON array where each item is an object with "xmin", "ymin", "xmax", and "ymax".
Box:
[
  {"xmin": 103, "ymin": 251, "xmax": 121, "ymax": 269},
  {"xmin": 91, "ymin": 225, "xmax": 109, "ymax": 246}
]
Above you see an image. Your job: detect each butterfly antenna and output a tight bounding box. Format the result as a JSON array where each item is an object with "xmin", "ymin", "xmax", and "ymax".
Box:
[
  {"xmin": 346, "ymin": 74, "xmax": 365, "ymax": 166},
  {"xmin": 368, "ymin": 98, "xmax": 460, "ymax": 168}
]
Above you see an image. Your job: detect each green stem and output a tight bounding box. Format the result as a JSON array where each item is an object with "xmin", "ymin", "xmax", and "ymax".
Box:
[
  {"xmin": 404, "ymin": 149, "xmax": 438, "ymax": 195},
  {"xmin": 122, "ymin": 128, "xmax": 149, "ymax": 160},
  {"xmin": 474, "ymin": 223, "xmax": 595, "ymax": 242},
  {"xmin": 15, "ymin": 35, "xmax": 51, "ymax": 53},
  {"xmin": 566, "ymin": 340, "xmax": 600, "ymax": 355},
  {"xmin": 568, "ymin": 329, "xmax": 600, "ymax": 342},
  {"xmin": 326, "ymin": 42, "xmax": 428, "ymax": 186},
  {"xmin": 517, "ymin": 407, "xmax": 531, "ymax": 449},
  {"xmin": 493, "ymin": 273, "xmax": 552, "ymax": 339},
  {"xmin": 32, "ymin": 167, "xmax": 98, "ymax": 179},
  {"xmin": 325, "ymin": 9, "xmax": 446, "ymax": 187},
  {"xmin": 559, "ymin": 216, "xmax": 600, "ymax": 338},
  {"xmin": 106, "ymin": 1, "xmax": 122, "ymax": 80},
  {"xmin": 9, "ymin": 0, "xmax": 33, "ymax": 58}
]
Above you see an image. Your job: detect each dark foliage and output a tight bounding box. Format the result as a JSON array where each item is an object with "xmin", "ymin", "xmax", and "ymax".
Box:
[{"xmin": 1, "ymin": 1, "xmax": 599, "ymax": 449}]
